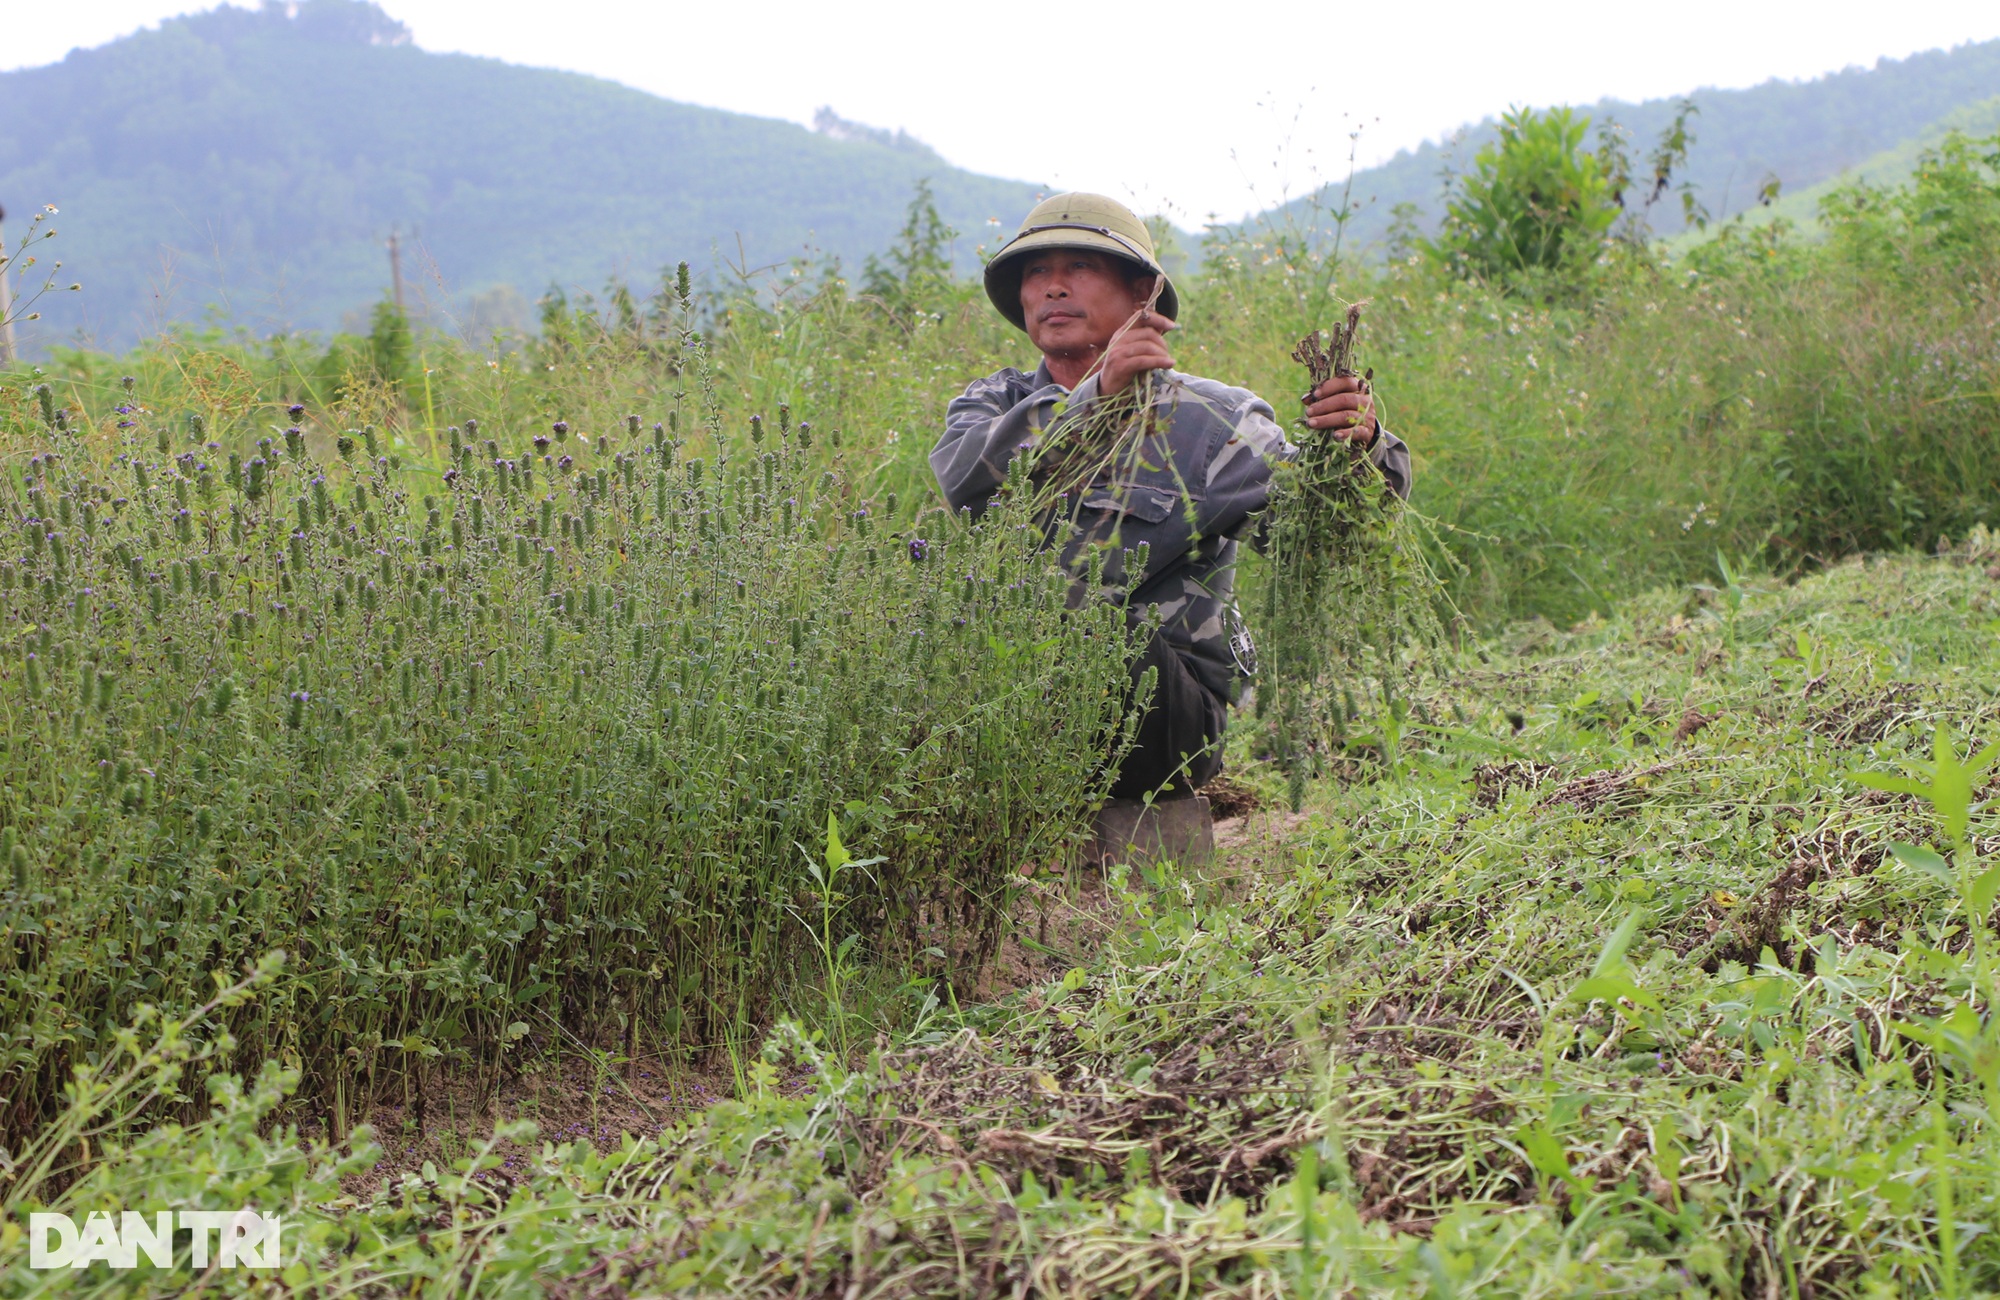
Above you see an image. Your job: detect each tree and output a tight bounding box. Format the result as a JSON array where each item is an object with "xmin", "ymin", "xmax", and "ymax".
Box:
[
  {"xmin": 367, "ymin": 297, "xmax": 413, "ymax": 388},
  {"xmin": 862, "ymin": 181, "xmax": 956, "ymax": 316},
  {"xmin": 1422, "ymin": 106, "xmax": 1621, "ymax": 284}
]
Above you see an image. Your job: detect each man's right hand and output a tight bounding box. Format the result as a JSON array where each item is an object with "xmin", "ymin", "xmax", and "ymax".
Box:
[
  {"xmin": 1098, "ymin": 309, "xmax": 1177, "ymax": 396},
  {"xmin": 1304, "ymin": 374, "xmax": 1378, "ymax": 448}
]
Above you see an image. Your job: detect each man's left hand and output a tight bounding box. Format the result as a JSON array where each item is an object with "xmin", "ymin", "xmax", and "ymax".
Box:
[{"xmin": 1304, "ymin": 375, "xmax": 1377, "ymax": 448}]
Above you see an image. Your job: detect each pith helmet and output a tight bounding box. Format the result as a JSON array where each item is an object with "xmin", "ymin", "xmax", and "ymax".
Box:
[{"xmin": 984, "ymin": 192, "xmax": 1178, "ymax": 331}]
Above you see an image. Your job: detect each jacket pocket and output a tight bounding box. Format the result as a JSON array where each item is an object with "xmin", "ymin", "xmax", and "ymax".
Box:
[{"xmin": 1079, "ymin": 484, "xmax": 1180, "ymax": 524}]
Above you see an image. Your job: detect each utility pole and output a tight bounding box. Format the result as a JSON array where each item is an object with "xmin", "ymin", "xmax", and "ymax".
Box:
[
  {"xmin": 0, "ymin": 204, "xmax": 16, "ymax": 366},
  {"xmin": 387, "ymin": 227, "xmax": 406, "ymax": 316}
]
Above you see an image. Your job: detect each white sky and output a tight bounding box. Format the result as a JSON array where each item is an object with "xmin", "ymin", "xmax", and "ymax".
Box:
[{"xmin": 9, "ymin": 1, "xmax": 2000, "ymax": 222}]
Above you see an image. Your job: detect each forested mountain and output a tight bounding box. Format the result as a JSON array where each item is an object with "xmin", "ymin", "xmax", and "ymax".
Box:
[
  {"xmin": 1286, "ymin": 37, "xmax": 2000, "ymax": 250},
  {"xmin": 1722, "ymin": 93, "xmax": 2000, "ymax": 235},
  {"xmin": 0, "ymin": 0, "xmax": 1041, "ymax": 349},
  {"xmin": 4, "ymin": 0, "xmax": 1997, "ymax": 351}
]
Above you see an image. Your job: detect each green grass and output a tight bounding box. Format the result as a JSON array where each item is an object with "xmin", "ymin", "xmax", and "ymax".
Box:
[{"xmin": 13, "ymin": 546, "xmax": 2000, "ymax": 1295}]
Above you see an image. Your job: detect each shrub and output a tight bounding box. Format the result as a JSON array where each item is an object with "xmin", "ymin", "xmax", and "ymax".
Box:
[
  {"xmin": 1421, "ymin": 106, "xmax": 1623, "ymax": 286},
  {"xmin": 1821, "ymin": 130, "xmax": 2000, "ymax": 282},
  {"xmin": 0, "ymin": 327, "xmax": 1135, "ymax": 1145}
]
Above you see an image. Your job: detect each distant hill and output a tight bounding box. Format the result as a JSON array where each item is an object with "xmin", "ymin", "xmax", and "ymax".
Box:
[
  {"xmin": 1688, "ymin": 93, "xmax": 2000, "ymax": 239},
  {"xmin": 1279, "ymin": 37, "xmax": 2000, "ymax": 251},
  {"xmin": 0, "ymin": 0, "xmax": 1043, "ymax": 350}
]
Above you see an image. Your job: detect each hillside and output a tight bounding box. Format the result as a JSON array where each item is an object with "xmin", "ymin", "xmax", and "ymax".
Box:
[
  {"xmin": 0, "ymin": 0, "xmax": 1042, "ymax": 350},
  {"xmin": 1692, "ymin": 92, "xmax": 2000, "ymax": 238},
  {"xmin": 1285, "ymin": 36, "xmax": 2000, "ymax": 250}
]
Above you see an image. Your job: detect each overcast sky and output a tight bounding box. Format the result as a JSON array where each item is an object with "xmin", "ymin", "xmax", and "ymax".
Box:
[{"xmin": 11, "ymin": 1, "xmax": 2000, "ymax": 222}]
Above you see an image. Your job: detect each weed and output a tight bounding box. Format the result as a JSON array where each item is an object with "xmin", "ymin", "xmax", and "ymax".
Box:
[{"xmin": 0, "ymin": 288, "xmax": 1135, "ymax": 1147}]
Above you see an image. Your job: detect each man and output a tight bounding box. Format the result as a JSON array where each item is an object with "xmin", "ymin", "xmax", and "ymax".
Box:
[{"xmin": 931, "ymin": 193, "xmax": 1410, "ymax": 850}]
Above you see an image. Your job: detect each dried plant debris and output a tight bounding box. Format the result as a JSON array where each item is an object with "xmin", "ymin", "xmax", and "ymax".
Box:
[
  {"xmin": 1471, "ymin": 759, "xmax": 1563, "ymax": 807},
  {"xmin": 1805, "ymin": 681, "xmax": 1922, "ymax": 745},
  {"xmin": 1535, "ymin": 760, "xmax": 1679, "ymax": 814},
  {"xmin": 844, "ymin": 1016, "xmax": 1308, "ymax": 1205},
  {"xmin": 1673, "ymin": 706, "xmax": 1717, "ymax": 742}
]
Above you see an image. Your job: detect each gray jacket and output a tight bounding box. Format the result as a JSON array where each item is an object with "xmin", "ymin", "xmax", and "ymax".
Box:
[{"xmin": 932, "ymin": 361, "xmax": 1411, "ymax": 701}]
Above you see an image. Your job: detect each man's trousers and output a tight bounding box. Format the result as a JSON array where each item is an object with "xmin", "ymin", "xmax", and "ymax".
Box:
[{"xmin": 1107, "ymin": 633, "xmax": 1227, "ymax": 801}]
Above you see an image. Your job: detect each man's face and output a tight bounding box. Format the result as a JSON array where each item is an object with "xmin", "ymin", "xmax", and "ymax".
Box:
[{"xmin": 1019, "ymin": 249, "xmax": 1148, "ymax": 359}]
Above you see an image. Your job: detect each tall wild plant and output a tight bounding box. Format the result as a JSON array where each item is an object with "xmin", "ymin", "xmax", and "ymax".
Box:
[{"xmin": 0, "ymin": 284, "xmax": 1136, "ymax": 1144}]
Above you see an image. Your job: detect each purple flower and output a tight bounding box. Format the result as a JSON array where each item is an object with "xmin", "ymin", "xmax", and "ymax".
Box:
[
  {"xmin": 443, "ymin": 469, "xmax": 460, "ymax": 485},
  {"xmin": 117, "ymin": 420, "xmax": 136, "ymax": 429},
  {"xmin": 908, "ymin": 537, "xmax": 929, "ymax": 561},
  {"xmin": 534, "ymin": 435, "xmax": 551, "ymax": 453},
  {"xmin": 287, "ymin": 403, "xmax": 306, "ymax": 419},
  {"xmin": 114, "ymin": 403, "xmax": 135, "ymax": 415},
  {"xmin": 558, "ymin": 455, "xmax": 573, "ymax": 472},
  {"xmin": 552, "ymin": 420, "xmax": 569, "ymax": 436}
]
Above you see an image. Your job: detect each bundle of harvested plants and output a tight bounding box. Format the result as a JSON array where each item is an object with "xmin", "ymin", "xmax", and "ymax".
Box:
[{"xmin": 1261, "ymin": 304, "xmax": 1447, "ymax": 806}]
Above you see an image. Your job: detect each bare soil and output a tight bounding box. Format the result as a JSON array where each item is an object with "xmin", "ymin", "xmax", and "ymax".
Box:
[
  {"xmin": 318, "ymin": 800, "xmax": 1303, "ymax": 1194},
  {"xmin": 308, "ymin": 1047, "xmax": 735, "ymax": 1196}
]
